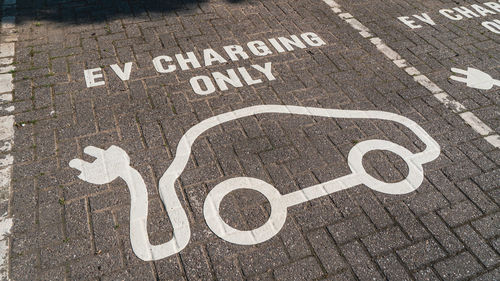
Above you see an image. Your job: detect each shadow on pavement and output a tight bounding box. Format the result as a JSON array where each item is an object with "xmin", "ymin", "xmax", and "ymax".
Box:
[{"xmin": 15, "ymin": 0, "xmax": 246, "ymax": 24}]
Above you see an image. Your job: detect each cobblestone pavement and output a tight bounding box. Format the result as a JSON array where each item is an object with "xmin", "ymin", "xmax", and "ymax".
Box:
[{"xmin": 1, "ymin": 0, "xmax": 499, "ymax": 280}]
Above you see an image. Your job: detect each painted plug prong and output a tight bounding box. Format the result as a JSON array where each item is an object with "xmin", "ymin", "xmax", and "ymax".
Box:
[{"xmin": 450, "ymin": 67, "xmax": 498, "ymax": 90}]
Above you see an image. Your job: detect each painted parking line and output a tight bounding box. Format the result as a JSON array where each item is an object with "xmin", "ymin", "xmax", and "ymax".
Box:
[
  {"xmin": 0, "ymin": 0, "xmax": 16, "ymax": 279},
  {"xmin": 321, "ymin": 0, "xmax": 500, "ymax": 149}
]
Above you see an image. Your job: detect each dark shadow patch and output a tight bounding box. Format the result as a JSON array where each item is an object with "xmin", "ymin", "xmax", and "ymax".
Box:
[{"xmin": 15, "ymin": 0, "xmax": 246, "ymax": 24}]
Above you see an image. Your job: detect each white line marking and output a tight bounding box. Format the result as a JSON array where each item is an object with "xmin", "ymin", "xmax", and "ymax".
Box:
[
  {"xmin": 0, "ymin": 0, "xmax": 16, "ymax": 278},
  {"xmin": 484, "ymin": 135, "xmax": 500, "ymax": 147},
  {"xmin": 460, "ymin": 112, "xmax": 494, "ymax": 136},
  {"xmin": 0, "ymin": 214, "xmax": 12, "ymax": 280},
  {"xmin": 0, "ymin": 43, "xmax": 14, "ymax": 58},
  {"xmin": 0, "ymin": 74, "xmax": 13, "ymax": 93},
  {"xmin": 413, "ymin": 75, "xmax": 442, "ymax": 94},
  {"xmin": 321, "ymin": 0, "xmax": 500, "ymax": 149},
  {"xmin": 70, "ymin": 105, "xmax": 440, "ymax": 260},
  {"xmin": 433, "ymin": 93, "xmax": 467, "ymax": 113},
  {"xmin": 0, "ymin": 58, "xmax": 13, "ymax": 66},
  {"xmin": 369, "ymin": 37, "xmax": 402, "ymax": 61},
  {"xmin": 0, "ymin": 65, "xmax": 14, "ymax": 74}
]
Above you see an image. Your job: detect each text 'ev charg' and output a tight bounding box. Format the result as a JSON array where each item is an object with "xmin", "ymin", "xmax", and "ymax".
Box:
[
  {"xmin": 397, "ymin": 1, "xmax": 500, "ymax": 34},
  {"xmin": 84, "ymin": 32, "xmax": 327, "ymax": 95}
]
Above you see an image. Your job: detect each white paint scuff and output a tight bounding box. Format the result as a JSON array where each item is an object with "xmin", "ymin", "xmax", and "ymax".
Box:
[
  {"xmin": 0, "ymin": 214, "xmax": 12, "ymax": 279},
  {"xmin": 0, "ymin": 0, "xmax": 16, "ymax": 279},
  {"xmin": 321, "ymin": 0, "xmax": 500, "ymax": 149}
]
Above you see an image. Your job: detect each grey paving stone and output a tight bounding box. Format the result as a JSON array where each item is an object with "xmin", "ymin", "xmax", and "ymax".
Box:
[
  {"xmin": 9, "ymin": 252, "xmax": 38, "ymax": 281},
  {"xmin": 376, "ymin": 253, "xmax": 412, "ymax": 281},
  {"xmin": 387, "ymin": 202, "xmax": 429, "ymax": 241},
  {"xmin": 350, "ymin": 189, "xmax": 394, "ymax": 229},
  {"xmin": 88, "ymin": 187, "xmax": 130, "ymax": 212},
  {"xmin": 489, "ymin": 189, "xmax": 500, "ymax": 205},
  {"xmin": 101, "ymin": 265, "xmax": 157, "ymax": 281},
  {"xmin": 361, "ymin": 226, "xmax": 410, "ymax": 256},
  {"xmin": 455, "ymin": 225, "xmax": 499, "ymax": 269},
  {"xmin": 180, "ymin": 163, "xmax": 222, "ymax": 186},
  {"xmin": 456, "ymin": 180, "xmax": 498, "ymax": 213},
  {"xmin": 492, "ymin": 237, "xmax": 500, "ymax": 253},
  {"xmin": 292, "ymin": 197, "xmax": 342, "ymax": 231},
  {"xmin": 438, "ymin": 200, "xmax": 482, "ymax": 227},
  {"xmin": 307, "ymin": 228, "xmax": 347, "ymax": 274},
  {"xmin": 213, "ymin": 258, "xmax": 245, "ymax": 281},
  {"xmin": 471, "ymin": 212, "xmax": 500, "ymax": 239},
  {"xmin": 279, "ymin": 220, "xmax": 311, "ymax": 259},
  {"xmin": 420, "ymin": 212, "xmax": 464, "ymax": 254},
  {"xmin": 69, "ymin": 249, "xmax": 123, "ymax": 280},
  {"xmin": 327, "ymin": 214, "xmax": 376, "ymax": 244},
  {"xmin": 259, "ymin": 146, "xmax": 299, "ymax": 165},
  {"xmin": 397, "ymin": 239, "xmax": 446, "ymax": 270},
  {"xmin": 442, "ymin": 159, "xmax": 482, "ymax": 182},
  {"xmin": 238, "ymin": 239, "xmax": 289, "ymax": 276},
  {"xmin": 471, "ymin": 267, "xmax": 500, "ymax": 281},
  {"xmin": 154, "ymin": 255, "xmax": 185, "ymax": 280},
  {"xmin": 426, "ymin": 170, "xmax": 466, "ymax": 204},
  {"xmin": 340, "ymin": 241, "xmax": 385, "ymax": 281},
  {"xmin": 38, "ymin": 266, "xmax": 67, "ymax": 281},
  {"xmin": 180, "ymin": 245, "xmax": 215, "ymax": 281},
  {"xmin": 274, "ymin": 256, "xmax": 324, "ymax": 281},
  {"xmin": 330, "ymin": 190, "xmax": 363, "ymax": 217},
  {"xmin": 320, "ymin": 271, "xmax": 357, "ymax": 280},
  {"xmin": 434, "ymin": 252, "xmax": 483, "ymax": 281},
  {"xmin": 414, "ymin": 267, "xmax": 440, "ymax": 281},
  {"xmin": 406, "ymin": 191, "xmax": 449, "ymax": 216},
  {"xmin": 472, "ymin": 169, "xmax": 500, "ymax": 191},
  {"xmin": 40, "ymin": 238, "xmax": 93, "ymax": 270}
]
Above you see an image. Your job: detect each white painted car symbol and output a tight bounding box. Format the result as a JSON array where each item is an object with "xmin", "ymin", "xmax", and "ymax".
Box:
[{"xmin": 69, "ymin": 105, "xmax": 440, "ymax": 261}]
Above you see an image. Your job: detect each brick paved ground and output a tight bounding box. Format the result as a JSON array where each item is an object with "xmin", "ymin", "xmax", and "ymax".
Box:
[{"xmin": 1, "ymin": 0, "xmax": 499, "ymax": 280}]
